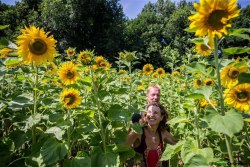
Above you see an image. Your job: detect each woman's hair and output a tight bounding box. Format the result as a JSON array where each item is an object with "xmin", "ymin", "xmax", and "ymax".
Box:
[{"xmin": 141, "ymin": 102, "xmax": 169, "ymax": 132}]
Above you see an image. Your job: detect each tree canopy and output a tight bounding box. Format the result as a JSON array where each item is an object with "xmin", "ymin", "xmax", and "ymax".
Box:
[{"xmin": 0, "ymin": 0, "xmax": 249, "ymax": 70}]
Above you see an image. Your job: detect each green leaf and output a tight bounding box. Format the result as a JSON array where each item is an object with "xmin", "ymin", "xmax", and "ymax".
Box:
[
  {"xmin": 238, "ymin": 73, "xmax": 250, "ymax": 84},
  {"xmin": 0, "ymin": 25, "xmax": 9, "ymax": 30},
  {"xmin": 63, "ymin": 157, "xmax": 91, "ymax": 167},
  {"xmin": 205, "ymin": 109, "xmax": 244, "ymax": 138},
  {"xmin": 24, "ymin": 113, "xmax": 42, "ymax": 132},
  {"xmin": 4, "ymin": 58, "xmax": 22, "ymax": 66},
  {"xmin": 197, "ymin": 147, "xmax": 214, "ymax": 164},
  {"xmin": 9, "ymin": 130, "xmax": 30, "ymax": 149},
  {"xmin": 161, "ymin": 140, "xmax": 185, "ymax": 161},
  {"xmin": 90, "ymin": 147, "xmax": 120, "ymax": 167},
  {"xmin": 191, "ymin": 38, "xmax": 204, "ymax": 44},
  {"xmin": 167, "ymin": 117, "xmax": 189, "ymax": 126},
  {"xmin": 223, "ymin": 47, "xmax": 250, "ymax": 56},
  {"xmin": 186, "ymin": 93, "xmax": 204, "ymax": 100},
  {"xmin": 185, "ymin": 63, "xmax": 206, "ymax": 74},
  {"xmin": 0, "ymin": 137, "xmax": 14, "ymax": 165},
  {"xmin": 112, "ymin": 144, "xmax": 135, "ymax": 162},
  {"xmin": 181, "ymin": 138, "xmax": 214, "ymax": 166},
  {"xmin": 45, "ymin": 127, "xmax": 65, "ymax": 140},
  {"xmin": 102, "ymin": 152, "xmax": 120, "ymax": 167},
  {"xmin": 184, "ymin": 154, "xmax": 209, "ymax": 167},
  {"xmin": 112, "ymin": 144, "xmax": 131, "ymax": 152},
  {"xmin": 229, "ymin": 28, "xmax": 250, "ymax": 40},
  {"xmin": 0, "ymin": 38, "xmax": 9, "ymax": 46},
  {"xmin": 8, "ymin": 93, "xmax": 33, "ymax": 111},
  {"xmin": 130, "ymin": 123, "xmax": 143, "ymax": 134},
  {"xmin": 107, "ymin": 104, "xmax": 130, "ymax": 122},
  {"xmin": 181, "ymin": 138, "xmax": 198, "ymax": 163},
  {"xmin": 41, "ymin": 138, "xmax": 68, "ymax": 166},
  {"xmin": 194, "ymin": 86, "xmax": 213, "ymax": 101}
]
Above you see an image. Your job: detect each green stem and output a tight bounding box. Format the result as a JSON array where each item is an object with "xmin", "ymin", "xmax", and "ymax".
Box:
[
  {"xmin": 67, "ymin": 109, "xmax": 71, "ymax": 159},
  {"xmin": 213, "ymin": 37, "xmax": 225, "ymax": 116},
  {"xmin": 244, "ymin": 122, "xmax": 250, "ymax": 149},
  {"xmin": 1, "ymin": 73, "xmax": 4, "ymax": 97},
  {"xmin": 32, "ymin": 66, "xmax": 38, "ymax": 145},
  {"xmin": 129, "ymin": 62, "xmax": 132, "ymax": 107},
  {"xmin": 214, "ymin": 37, "xmax": 234, "ymax": 165},
  {"xmin": 194, "ymin": 107, "xmax": 201, "ymax": 148},
  {"xmin": 225, "ymin": 136, "xmax": 234, "ymax": 166},
  {"xmin": 90, "ymin": 68, "xmax": 106, "ymax": 153}
]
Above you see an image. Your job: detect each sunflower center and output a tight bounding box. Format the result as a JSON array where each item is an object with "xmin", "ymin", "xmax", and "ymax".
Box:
[
  {"xmin": 197, "ymin": 80, "xmax": 202, "ymax": 85},
  {"xmin": 207, "ymin": 10, "xmax": 227, "ymax": 30},
  {"xmin": 66, "ymin": 70, "xmax": 75, "ymax": 79},
  {"xmin": 228, "ymin": 67, "xmax": 239, "ymax": 79},
  {"xmin": 29, "ymin": 38, "xmax": 47, "ymax": 55},
  {"xmin": 206, "ymin": 81, "xmax": 212, "ymax": 86},
  {"xmin": 65, "ymin": 94, "xmax": 75, "ymax": 105},
  {"xmin": 236, "ymin": 91, "xmax": 249, "ymax": 102},
  {"xmin": 100, "ymin": 61, "xmax": 107, "ymax": 67},
  {"xmin": 47, "ymin": 64, "xmax": 53, "ymax": 70},
  {"xmin": 146, "ymin": 68, "xmax": 151, "ymax": 72},
  {"xmin": 201, "ymin": 44, "xmax": 209, "ymax": 51}
]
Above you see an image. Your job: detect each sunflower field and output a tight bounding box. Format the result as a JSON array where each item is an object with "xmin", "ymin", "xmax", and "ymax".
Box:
[{"xmin": 1, "ymin": 0, "xmax": 250, "ymax": 167}]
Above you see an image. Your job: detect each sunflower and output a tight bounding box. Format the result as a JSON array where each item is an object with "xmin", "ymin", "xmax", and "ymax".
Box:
[
  {"xmin": 199, "ymin": 99, "xmax": 218, "ymax": 108},
  {"xmin": 172, "ymin": 71, "xmax": 180, "ymax": 77},
  {"xmin": 180, "ymin": 65, "xmax": 185, "ymax": 71},
  {"xmin": 16, "ymin": 25, "xmax": 57, "ymax": 66},
  {"xmin": 195, "ymin": 43, "xmax": 211, "ymax": 57},
  {"xmin": 156, "ymin": 68, "xmax": 165, "ymax": 78},
  {"xmin": 60, "ymin": 88, "xmax": 81, "ymax": 109},
  {"xmin": 95, "ymin": 56, "xmax": 105, "ymax": 65},
  {"xmin": 224, "ymin": 83, "xmax": 250, "ymax": 112},
  {"xmin": 78, "ymin": 50, "xmax": 93, "ymax": 65},
  {"xmin": 118, "ymin": 69, "xmax": 127, "ymax": 74},
  {"xmin": 188, "ymin": 0, "xmax": 240, "ymax": 39},
  {"xmin": 138, "ymin": 71, "xmax": 143, "ymax": 77},
  {"xmin": 58, "ymin": 61, "xmax": 80, "ymax": 85},
  {"xmin": 0, "ymin": 48, "xmax": 12, "ymax": 58},
  {"xmin": 143, "ymin": 64, "xmax": 154, "ymax": 76},
  {"xmin": 152, "ymin": 72, "xmax": 158, "ymax": 79},
  {"xmin": 122, "ymin": 76, "xmax": 131, "ymax": 83},
  {"xmin": 119, "ymin": 51, "xmax": 136, "ymax": 62},
  {"xmin": 194, "ymin": 79, "xmax": 203, "ymax": 87},
  {"xmin": 45, "ymin": 62, "xmax": 58, "ymax": 75},
  {"xmin": 137, "ymin": 85, "xmax": 145, "ymax": 91},
  {"xmin": 118, "ymin": 51, "xmax": 126, "ymax": 60},
  {"xmin": 203, "ymin": 78, "xmax": 214, "ymax": 86},
  {"xmin": 65, "ymin": 47, "xmax": 75, "ymax": 57},
  {"xmin": 180, "ymin": 85, "xmax": 186, "ymax": 91},
  {"xmin": 220, "ymin": 63, "xmax": 248, "ymax": 88}
]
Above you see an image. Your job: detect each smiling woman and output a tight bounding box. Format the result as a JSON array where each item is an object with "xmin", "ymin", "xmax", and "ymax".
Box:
[{"xmin": 126, "ymin": 102, "xmax": 176, "ymax": 167}]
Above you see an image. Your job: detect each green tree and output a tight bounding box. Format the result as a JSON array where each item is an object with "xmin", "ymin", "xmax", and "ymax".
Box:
[
  {"xmin": 40, "ymin": 0, "xmax": 125, "ymax": 62},
  {"xmin": 0, "ymin": 0, "xmax": 41, "ymax": 40}
]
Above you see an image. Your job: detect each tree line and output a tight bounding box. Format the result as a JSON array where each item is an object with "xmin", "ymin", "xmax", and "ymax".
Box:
[{"xmin": 0, "ymin": 0, "xmax": 249, "ymax": 71}]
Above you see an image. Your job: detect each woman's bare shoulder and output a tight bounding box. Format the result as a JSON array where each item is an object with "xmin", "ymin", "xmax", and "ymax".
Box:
[{"xmin": 161, "ymin": 130, "xmax": 176, "ymax": 145}]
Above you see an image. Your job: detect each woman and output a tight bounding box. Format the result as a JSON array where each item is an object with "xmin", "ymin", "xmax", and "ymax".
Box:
[{"xmin": 126, "ymin": 102, "xmax": 176, "ymax": 167}]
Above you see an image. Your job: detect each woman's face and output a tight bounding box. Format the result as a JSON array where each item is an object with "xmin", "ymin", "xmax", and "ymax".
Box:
[{"xmin": 146, "ymin": 105, "xmax": 163, "ymax": 126}]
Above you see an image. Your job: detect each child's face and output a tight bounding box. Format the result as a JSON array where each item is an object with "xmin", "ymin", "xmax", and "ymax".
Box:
[{"xmin": 146, "ymin": 105, "xmax": 163, "ymax": 126}]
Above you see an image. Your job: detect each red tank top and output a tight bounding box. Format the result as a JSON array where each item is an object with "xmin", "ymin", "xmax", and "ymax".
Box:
[{"xmin": 134, "ymin": 128, "xmax": 164, "ymax": 167}]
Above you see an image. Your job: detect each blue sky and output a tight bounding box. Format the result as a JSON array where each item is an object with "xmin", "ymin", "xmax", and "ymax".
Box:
[{"xmin": 2, "ymin": 0, "xmax": 250, "ymax": 19}]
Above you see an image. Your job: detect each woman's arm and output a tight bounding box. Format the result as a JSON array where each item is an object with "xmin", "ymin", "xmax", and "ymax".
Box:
[
  {"xmin": 126, "ymin": 131, "xmax": 140, "ymax": 148},
  {"xmin": 162, "ymin": 130, "xmax": 176, "ymax": 145}
]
